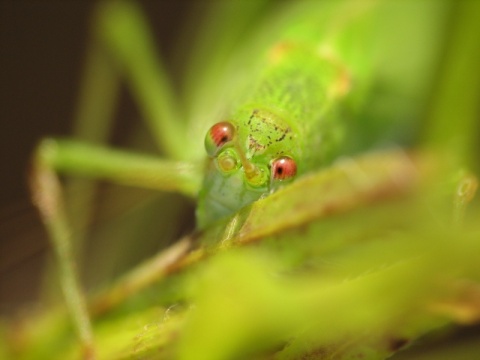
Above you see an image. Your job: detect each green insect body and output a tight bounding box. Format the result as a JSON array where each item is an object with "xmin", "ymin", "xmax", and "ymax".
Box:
[
  {"xmin": 192, "ymin": 1, "xmax": 381, "ymax": 228},
  {"xmin": 197, "ymin": 40, "xmax": 351, "ymax": 228}
]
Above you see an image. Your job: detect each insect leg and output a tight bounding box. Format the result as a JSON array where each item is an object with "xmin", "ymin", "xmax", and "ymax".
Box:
[
  {"xmin": 33, "ymin": 139, "xmax": 202, "ymax": 197},
  {"xmin": 30, "ymin": 143, "xmax": 95, "ymax": 360},
  {"xmin": 94, "ymin": 0, "xmax": 188, "ymax": 160},
  {"xmin": 29, "ymin": 138, "xmax": 203, "ymax": 352}
]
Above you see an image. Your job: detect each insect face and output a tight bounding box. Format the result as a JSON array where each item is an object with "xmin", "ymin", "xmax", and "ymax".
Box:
[
  {"xmin": 204, "ymin": 109, "xmax": 298, "ymax": 191},
  {"xmin": 198, "ymin": 108, "xmax": 299, "ymax": 227}
]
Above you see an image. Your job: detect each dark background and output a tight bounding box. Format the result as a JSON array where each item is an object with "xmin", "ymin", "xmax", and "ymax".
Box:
[
  {"xmin": 1, "ymin": 0, "xmax": 91, "ymax": 316},
  {"xmin": 0, "ymin": 0, "xmax": 196, "ymax": 317}
]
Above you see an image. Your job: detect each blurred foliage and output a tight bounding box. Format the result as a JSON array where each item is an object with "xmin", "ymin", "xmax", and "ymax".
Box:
[{"xmin": 2, "ymin": 0, "xmax": 480, "ymax": 359}]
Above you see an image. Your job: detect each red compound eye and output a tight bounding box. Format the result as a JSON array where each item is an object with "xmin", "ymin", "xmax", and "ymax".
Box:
[
  {"xmin": 271, "ymin": 156, "xmax": 297, "ymax": 181},
  {"xmin": 205, "ymin": 121, "xmax": 235, "ymax": 156}
]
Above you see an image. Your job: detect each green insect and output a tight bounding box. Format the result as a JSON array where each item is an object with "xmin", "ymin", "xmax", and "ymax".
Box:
[
  {"xmin": 35, "ymin": 0, "xmax": 380, "ymax": 230},
  {"xmin": 196, "ymin": 2, "xmax": 381, "ymax": 227},
  {"xmin": 23, "ymin": 0, "xmax": 480, "ymax": 359},
  {"xmin": 198, "ymin": 43, "xmax": 348, "ymax": 226}
]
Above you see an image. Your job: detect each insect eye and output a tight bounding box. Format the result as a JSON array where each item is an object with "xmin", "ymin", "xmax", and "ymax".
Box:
[
  {"xmin": 271, "ymin": 156, "xmax": 297, "ymax": 181},
  {"xmin": 205, "ymin": 121, "xmax": 235, "ymax": 157}
]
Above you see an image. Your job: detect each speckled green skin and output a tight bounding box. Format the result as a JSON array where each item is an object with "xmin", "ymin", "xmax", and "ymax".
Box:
[{"xmin": 196, "ymin": 43, "xmax": 347, "ymax": 228}]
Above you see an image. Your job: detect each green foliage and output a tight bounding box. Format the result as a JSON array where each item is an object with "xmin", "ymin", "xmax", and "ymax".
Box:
[{"xmin": 3, "ymin": 0, "xmax": 480, "ymax": 359}]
